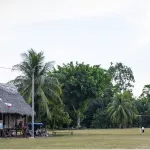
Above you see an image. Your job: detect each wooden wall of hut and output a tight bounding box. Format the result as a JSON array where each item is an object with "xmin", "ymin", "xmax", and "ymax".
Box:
[{"xmin": 0, "ymin": 113, "xmax": 26, "ymax": 129}]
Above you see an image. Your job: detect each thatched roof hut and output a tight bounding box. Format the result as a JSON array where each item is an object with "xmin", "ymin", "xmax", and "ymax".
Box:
[{"xmin": 0, "ymin": 83, "xmax": 32, "ymax": 116}]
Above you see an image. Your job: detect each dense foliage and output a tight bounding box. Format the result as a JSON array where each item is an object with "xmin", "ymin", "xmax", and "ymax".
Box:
[
  {"xmin": 52, "ymin": 62, "xmax": 111, "ymax": 128},
  {"xmin": 11, "ymin": 50, "xmax": 150, "ymax": 129}
]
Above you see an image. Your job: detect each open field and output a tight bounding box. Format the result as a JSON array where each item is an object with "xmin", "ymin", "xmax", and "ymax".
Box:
[{"xmin": 0, "ymin": 128, "xmax": 150, "ymax": 149}]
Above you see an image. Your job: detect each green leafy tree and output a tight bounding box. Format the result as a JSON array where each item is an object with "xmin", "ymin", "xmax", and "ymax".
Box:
[
  {"xmin": 108, "ymin": 62, "xmax": 135, "ymax": 92},
  {"xmin": 52, "ymin": 62, "xmax": 111, "ymax": 128},
  {"xmin": 135, "ymin": 84, "xmax": 150, "ymax": 116},
  {"xmin": 91, "ymin": 108, "xmax": 111, "ymax": 128},
  {"xmin": 140, "ymin": 84, "xmax": 150, "ymax": 99},
  {"xmin": 11, "ymin": 49, "xmax": 62, "ymax": 121},
  {"xmin": 83, "ymin": 84, "xmax": 113, "ymax": 128},
  {"xmin": 107, "ymin": 91, "xmax": 137, "ymax": 128},
  {"xmin": 49, "ymin": 103, "xmax": 72, "ymax": 131},
  {"xmin": 135, "ymin": 98, "xmax": 150, "ymax": 115}
]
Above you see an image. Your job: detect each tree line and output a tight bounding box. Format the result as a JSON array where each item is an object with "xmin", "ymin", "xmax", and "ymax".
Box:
[{"xmin": 10, "ymin": 49, "xmax": 150, "ymax": 129}]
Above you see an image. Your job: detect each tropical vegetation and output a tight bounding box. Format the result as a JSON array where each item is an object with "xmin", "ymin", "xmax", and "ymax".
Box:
[{"xmin": 10, "ymin": 49, "xmax": 150, "ymax": 129}]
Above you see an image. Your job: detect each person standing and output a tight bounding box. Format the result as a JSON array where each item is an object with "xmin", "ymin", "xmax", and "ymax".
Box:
[{"xmin": 141, "ymin": 127, "xmax": 144, "ymax": 133}]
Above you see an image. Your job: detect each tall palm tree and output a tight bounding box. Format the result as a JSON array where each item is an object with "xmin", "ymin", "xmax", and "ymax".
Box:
[
  {"xmin": 11, "ymin": 49, "xmax": 62, "ymax": 121},
  {"xmin": 107, "ymin": 91, "xmax": 137, "ymax": 128}
]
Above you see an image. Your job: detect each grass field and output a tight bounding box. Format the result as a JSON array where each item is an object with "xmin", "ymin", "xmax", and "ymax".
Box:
[{"xmin": 0, "ymin": 128, "xmax": 150, "ymax": 149}]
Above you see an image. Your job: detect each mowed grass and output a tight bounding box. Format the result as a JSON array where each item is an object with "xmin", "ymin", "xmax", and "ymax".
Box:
[{"xmin": 0, "ymin": 128, "xmax": 150, "ymax": 149}]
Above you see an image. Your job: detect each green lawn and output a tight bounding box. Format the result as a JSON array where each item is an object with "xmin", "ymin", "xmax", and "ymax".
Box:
[{"xmin": 0, "ymin": 128, "xmax": 150, "ymax": 149}]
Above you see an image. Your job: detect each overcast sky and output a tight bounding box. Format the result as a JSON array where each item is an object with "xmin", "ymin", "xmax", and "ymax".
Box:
[{"xmin": 0, "ymin": 0, "xmax": 150, "ymax": 97}]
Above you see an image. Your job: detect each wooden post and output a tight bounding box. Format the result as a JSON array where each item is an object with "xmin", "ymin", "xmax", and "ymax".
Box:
[
  {"xmin": 15, "ymin": 114, "xmax": 16, "ymax": 128},
  {"xmin": 2, "ymin": 113, "xmax": 3, "ymax": 125},
  {"xmin": 8, "ymin": 114, "xmax": 9, "ymax": 128},
  {"xmin": 2, "ymin": 113, "xmax": 3, "ymax": 135},
  {"xmin": 25, "ymin": 115, "xmax": 27, "ymax": 124},
  {"xmin": 3, "ymin": 114, "xmax": 5, "ymax": 128},
  {"xmin": 15, "ymin": 114, "xmax": 17, "ymax": 136}
]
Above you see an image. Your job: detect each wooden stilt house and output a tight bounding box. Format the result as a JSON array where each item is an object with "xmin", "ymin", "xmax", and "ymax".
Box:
[{"xmin": 0, "ymin": 83, "xmax": 32, "ymax": 130}]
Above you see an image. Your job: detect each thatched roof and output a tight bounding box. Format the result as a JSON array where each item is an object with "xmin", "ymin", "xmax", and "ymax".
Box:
[{"xmin": 0, "ymin": 83, "xmax": 32, "ymax": 116}]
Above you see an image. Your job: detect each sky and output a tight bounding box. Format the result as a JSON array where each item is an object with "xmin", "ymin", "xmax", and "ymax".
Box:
[{"xmin": 0, "ymin": 0, "xmax": 150, "ymax": 97}]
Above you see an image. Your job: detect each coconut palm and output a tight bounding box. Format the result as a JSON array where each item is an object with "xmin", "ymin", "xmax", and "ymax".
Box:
[
  {"xmin": 11, "ymin": 49, "xmax": 62, "ymax": 121},
  {"xmin": 107, "ymin": 91, "xmax": 137, "ymax": 128}
]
